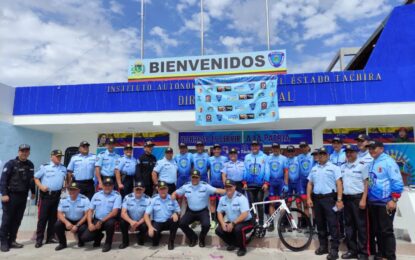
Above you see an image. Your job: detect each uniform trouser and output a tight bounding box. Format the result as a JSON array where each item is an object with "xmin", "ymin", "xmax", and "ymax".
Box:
[
  {"xmin": 179, "ymin": 208, "xmax": 210, "ymax": 242},
  {"xmin": 81, "ymin": 218, "xmax": 116, "ymax": 245},
  {"xmin": 313, "ymin": 194, "xmax": 339, "ymax": 251},
  {"xmin": 368, "ymin": 204, "xmax": 396, "ymax": 260},
  {"xmin": 36, "ymin": 192, "xmax": 61, "ymax": 243},
  {"xmin": 166, "ymin": 183, "xmax": 176, "ymax": 195},
  {"xmin": 120, "ymin": 175, "xmax": 135, "ymax": 198},
  {"xmin": 151, "ymin": 219, "xmax": 179, "ymax": 246},
  {"xmin": 215, "ymin": 220, "xmax": 254, "ymax": 249},
  {"xmin": 246, "ymin": 187, "xmax": 264, "ymax": 224},
  {"xmin": 75, "ymin": 180, "xmax": 95, "ymax": 200},
  {"xmin": 232, "ymin": 181, "xmax": 244, "ymax": 193},
  {"xmin": 54, "ymin": 219, "xmax": 87, "ymax": 245},
  {"xmin": 0, "ymin": 192, "xmax": 27, "ymax": 245},
  {"xmin": 143, "ymin": 185, "xmax": 154, "ymax": 197},
  {"xmin": 119, "ymin": 219, "xmax": 147, "ymax": 244},
  {"xmin": 344, "ymin": 194, "xmax": 368, "ymax": 256}
]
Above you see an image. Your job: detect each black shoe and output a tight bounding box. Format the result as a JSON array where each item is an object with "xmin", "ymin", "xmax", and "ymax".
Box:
[
  {"xmin": 35, "ymin": 242, "xmax": 43, "ymax": 248},
  {"xmin": 137, "ymin": 239, "xmax": 145, "ymax": 246},
  {"xmin": 237, "ymin": 248, "xmax": 247, "ymax": 257},
  {"xmin": 189, "ymin": 237, "xmax": 197, "ymax": 247},
  {"xmin": 1, "ymin": 243, "xmax": 9, "ymax": 252},
  {"xmin": 315, "ymin": 247, "xmax": 329, "ymax": 255},
  {"xmin": 199, "ymin": 238, "xmax": 205, "ymax": 248},
  {"xmin": 77, "ymin": 241, "xmax": 84, "ymax": 247},
  {"xmin": 357, "ymin": 255, "xmax": 368, "ymax": 260},
  {"xmin": 226, "ymin": 245, "xmax": 236, "ymax": 251},
  {"xmin": 341, "ymin": 251, "xmax": 357, "ymax": 259},
  {"xmin": 93, "ymin": 233, "xmax": 104, "ymax": 247},
  {"xmin": 10, "ymin": 241, "xmax": 24, "ymax": 249},
  {"xmin": 102, "ymin": 243, "xmax": 111, "ymax": 252},
  {"xmin": 327, "ymin": 251, "xmax": 339, "ymax": 260},
  {"xmin": 168, "ymin": 241, "xmax": 174, "ymax": 250},
  {"xmin": 45, "ymin": 238, "xmax": 58, "ymax": 244},
  {"xmin": 55, "ymin": 244, "xmax": 67, "ymax": 251},
  {"xmin": 118, "ymin": 243, "xmax": 128, "ymax": 249}
]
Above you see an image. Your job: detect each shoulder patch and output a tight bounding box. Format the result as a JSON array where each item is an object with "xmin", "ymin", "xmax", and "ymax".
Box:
[
  {"xmin": 113, "ymin": 191, "xmax": 120, "ymax": 195},
  {"xmin": 152, "ymin": 194, "xmax": 159, "ymax": 198},
  {"xmin": 359, "ymin": 161, "xmax": 365, "ymax": 165},
  {"xmin": 236, "ymin": 192, "xmax": 242, "ymax": 197},
  {"xmin": 201, "ymin": 181, "xmax": 208, "ymax": 184},
  {"xmin": 99, "ymin": 151, "xmax": 105, "ymax": 154},
  {"xmin": 127, "ymin": 193, "xmax": 134, "ymax": 198},
  {"xmin": 143, "ymin": 194, "xmax": 150, "ymax": 199},
  {"xmin": 80, "ymin": 194, "xmax": 87, "ymax": 199}
]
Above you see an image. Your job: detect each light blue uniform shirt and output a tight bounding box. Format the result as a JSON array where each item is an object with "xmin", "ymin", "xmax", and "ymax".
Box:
[
  {"xmin": 122, "ymin": 193, "xmax": 151, "ymax": 221},
  {"xmin": 330, "ymin": 149, "xmax": 346, "ymax": 166},
  {"xmin": 58, "ymin": 194, "xmax": 90, "ymax": 221},
  {"xmin": 67, "ymin": 153, "xmax": 97, "ymax": 181},
  {"xmin": 175, "ymin": 182, "xmax": 217, "ymax": 211},
  {"xmin": 153, "ymin": 157, "xmax": 178, "ymax": 184},
  {"xmin": 358, "ymin": 150, "xmax": 373, "ymax": 166},
  {"xmin": 284, "ymin": 157, "xmax": 300, "ymax": 183},
  {"xmin": 192, "ymin": 152, "xmax": 210, "ymax": 182},
  {"xmin": 34, "ymin": 162, "xmax": 67, "ymax": 191},
  {"xmin": 217, "ymin": 192, "xmax": 252, "ymax": 222},
  {"xmin": 308, "ymin": 161, "xmax": 341, "ymax": 194},
  {"xmin": 145, "ymin": 194, "xmax": 180, "ymax": 222},
  {"xmin": 222, "ymin": 160, "xmax": 245, "ymax": 182},
  {"xmin": 297, "ymin": 153, "xmax": 314, "ymax": 179},
  {"xmin": 95, "ymin": 149, "xmax": 121, "ymax": 177},
  {"xmin": 115, "ymin": 155, "xmax": 138, "ymax": 176},
  {"xmin": 209, "ymin": 155, "xmax": 228, "ymax": 187},
  {"xmin": 243, "ymin": 151, "xmax": 268, "ymax": 186},
  {"xmin": 341, "ymin": 160, "xmax": 369, "ymax": 195},
  {"xmin": 265, "ymin": 154, "xmax": 287, "ymax": 184},
  {"xmin": 90, "ymin": 190, "xmax": 122, "ymax": 220}
]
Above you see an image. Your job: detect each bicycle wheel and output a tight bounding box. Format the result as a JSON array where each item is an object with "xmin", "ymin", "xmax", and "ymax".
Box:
[{"xmin": 277, "ymin": 208, "xmax": 313, "ymax": 252}]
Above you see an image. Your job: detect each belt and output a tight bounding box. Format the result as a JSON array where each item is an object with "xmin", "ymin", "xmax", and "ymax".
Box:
[
  {"xmin": 75, "ymin": 179, "xmax": 94, "ymax": 183},
  {"xmin": 40, "ymin": 190, "xmax": 61, "ymax": 198},
  {"xmin": 187, "ymin": 207, "xmax": 208, "ymax": 213},
  {"xmin": 312, "ymin": 192, "xmax": 336, "ymax": 199},
  {"xmin": 343, "ymin": 193, "xmax": 363, "ymax": 200}
]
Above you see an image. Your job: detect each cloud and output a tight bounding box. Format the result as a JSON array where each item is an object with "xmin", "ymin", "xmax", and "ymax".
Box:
[
  {"xmin": 147, "ymin": 26, "xmax": 179, "ymax": 57},
  {"xmin": 290, "ymin": 52, "xmax": 335, "ymax": 73},
  {"xmin": 150, "ymin": 26, "xmax": 178, "ymax": 47},
  {"xmin": 219, "ymin": 36, "xmax": 253, "ymax": 53},
  {"xmin": 323, "ymin": 33, "xmax": 348, "ymax": 47},
  {"xmin": 109, "ymin": 0, "xmax": 123, "ymax": 15}
]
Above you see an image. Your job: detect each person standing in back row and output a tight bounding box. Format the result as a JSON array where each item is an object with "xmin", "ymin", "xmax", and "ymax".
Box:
[{"xmin": 136, "ymin": 141, "xmax": 157, "ymax": 197}]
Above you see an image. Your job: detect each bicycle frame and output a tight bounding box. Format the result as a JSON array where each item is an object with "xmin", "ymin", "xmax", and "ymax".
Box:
[{"xmin": 250, "ymin": 199, "xmax": 298, "ymax": 229}]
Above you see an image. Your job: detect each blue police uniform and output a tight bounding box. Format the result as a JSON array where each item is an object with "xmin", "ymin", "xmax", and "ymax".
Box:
[
  {"xmin": 358, "ymin": 150, "xmax": 373, "ymax": 166},
  {"xmin": 215, "ymin": 191, "xmax": 254, "ymax": 251},
  {"xmin": 208, "ymin": 155, "xmax": 228, "ymax": 188},
  {"xmin": 34, "ymin": 162, "xmax": 67, "ymax": 244},
  {"xmin": 153, "ymin": 157, "xmax": 178, "ymax": 194},
  {"xmin": 176, "ymin": 182, "xmax": 217, "ymax": 243},
  {"xmin": 55, "ymin": 194, "xmax": 90, "ymax": 246},
  {"xmin": 95, "ymin": 149, "xmax": 120, "ymax": 177},
  {"xmin": 297, "ymin": 152, "xmax": 314, "ymax": 194},
  {"xmin": 67, "ymin": 153, "xmax": 97, "ymax": 199},
  {"xmin": 174, "ymin": 153, "xmax": 193, "ymax": 188},
  {"xmin": 308, "ymin": 161, "xmax": 342, "ymax": 253},
  {"xmin": 115, "ymin": 155, "xmax": 139, "ymax": 198},
  {"xmin": 341, "ymin": 161, "xmax": 369, "ymax": 196},
  {"xmin": 192, "ymin": 152, "xmax": 210, "ymax": 182},
  {"xmin": 284, "ymin": 156, "xmax": 302, "ymax": 195},
  {"xmin": 330, "ymin": 149, "xmax": 346, "ymax": 166},
  {"xmin": 265, "ymin": 154, "xmax": 287, "ymax": 198},
  {"xmin": 367, "ymin": 152, "xmax": 403, "ymax": 259},
  {"xmin": 145, "ymin": 194, "xmax": 180, "ymax": 246}
]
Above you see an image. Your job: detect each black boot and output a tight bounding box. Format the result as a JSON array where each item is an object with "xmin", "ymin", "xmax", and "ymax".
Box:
[
  {"xmin": 10, "ymin": 241, "xmax": 24, "ymax": 249},
  {"xmin": 1, "ymin": 243, "xmax": 9, "ymax": 252},
  {"xmin": 198, "ymin": 236, "xmax": 205, "ymax": 248},
  {"xmin": 102, "ymin": 243, "xmax": 111, "ymax": 252},
  {"xmin": 327, "ymin": 250, "xmax": 339, "ymax": 260},
  {"xmin": 237, "ymin": 247, "xmax": 247, "ymax": 257},
  {"xmin": 168, "ymin": 240, "xmax": 174, "ymax": 250},
  {"xmin": 55, "ymin": 244, "xmax": 67, "ymax": 251},
  {"xmin": 315, "ymin": 247, "xmax": 329, "ymax": 255}
]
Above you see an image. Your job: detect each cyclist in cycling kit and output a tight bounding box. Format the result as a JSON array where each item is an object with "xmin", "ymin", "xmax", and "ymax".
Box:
[
  {"xmin": 192, "ymin": 141, "xmax": 210, "ymax": 183},
  {"xmin": 284, "ymin": 146, "xmax": 303, "ymax": 211},
  {"xmin": 174, "ymin": 143, "xmax": 193, "ymax": 207},
  {"xmin": 297, "ymin": 141, "xmax": 314, "ymax": 227}
]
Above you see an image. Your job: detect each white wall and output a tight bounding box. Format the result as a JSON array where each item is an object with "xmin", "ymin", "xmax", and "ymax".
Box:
[
  {"xmin": 0, "ymin": 83, "xmax": 15, "ymax": 124},
  {"xmin": 52, "ymin": 132, "xmax": 97, "ymax": 159}
]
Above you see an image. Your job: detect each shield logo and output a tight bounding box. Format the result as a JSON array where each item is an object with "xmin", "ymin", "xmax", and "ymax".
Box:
[
  {"xmin": 249, "ymin": 103, "xmax": 256, "ymax": 110},
  {"xmin": 216, "ymin": 114, "xmax": 223, "ymax": 121},
  {"xmin": 216, "ymin": 95, "xmax": 222, "ymax": 102},
  {"xmin": 249, "ymin": 83, "xmax": 255, "ymax": 90},
  {"xmin": 268, "ymin": 51, "xmax": 285, "ymax": 68}
]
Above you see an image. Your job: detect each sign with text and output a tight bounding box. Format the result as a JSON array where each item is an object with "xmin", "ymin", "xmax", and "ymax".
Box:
[
  {"xmin": 178, "ymin": 131, "xmax": 243, "ymax": 146},
  {"xmin": 244, "ymin": 129, "xmax": 312, "ymax": 145},
  {"xmin": 128, "ymin": 50, "xmax": 286, "ymax": 80},
  {"xmin": 195, "ymin": 75, "xmax": 279, "ymax": 125}
]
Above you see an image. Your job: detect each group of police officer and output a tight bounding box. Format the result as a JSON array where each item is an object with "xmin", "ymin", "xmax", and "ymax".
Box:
[{"xmin": 0, "ymin": 134, "xmax": 404, "ymax": 259}]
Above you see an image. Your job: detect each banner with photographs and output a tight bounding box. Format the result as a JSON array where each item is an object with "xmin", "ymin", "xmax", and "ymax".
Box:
[
  {"xmin": 384, "ymin": 144, "xmax": 415, "ymax": 185},
  {"xmin": 368, "ymin": 127, "xmax": 414, "ymax": 143},
  {"xmin": 323, "ymin": 128, "xmax": 366, "ymax": 144},
  {"xmin": 195, "ymin": 75, "xmax": 279, "ymax": 125}
]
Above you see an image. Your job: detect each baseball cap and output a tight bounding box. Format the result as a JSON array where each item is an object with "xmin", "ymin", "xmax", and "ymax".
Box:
[
  {"xmin": 365, "ymin": 140, "xmax": 384, "ymax": 148},
  {"xmin": 179, "ymin": 142, "xmax": 187, "ymax": 148},
  {"xmin": 229, "ymin": 148, "xmax": 238, "ymax": 154},
  {"xmin": 271, "ymin": 143, "xmax": 280, "ymax": 148},
  {"xmin": 332, "ymin": 137, "xmax": 343, "ymax": 143},
  {"xmin": 124, "ymin": 144, "xmax": 133, "ymax": 150},
  {"xmin": 51, "ymin": 149, "xmax": 63, "ymax": 156},
  {"xmin": 344, "ymin": 144, "xmax": 358, "ymax": 152},
  {"xmin": 103, "ymin": 177, "xmax": 114, "ymax": 185},
  {"xmin": 68, "ymin": 182, "xmax": 80, "ymax": 190},
  {"xmin": 196, "ymin": 141, "xmax": 204, "ymax": 146},
  {"xmin": 318, "ymin": 147, "xmax": 329, "ymax": 154},
  {"xmin": 355, "ymin": 134, "xmax": 370, "ymax": 142},
  {"xmin": 158, "ymin": 181, "xmax": 168, "ymax": 189},
  {"xmin": 213, "ymin": 144, "xmax": 221, "ymax": 149},
  {"xmin": 191, "ymin": 170, "xmax": 201, "ymax": 178},
  {"xmin": 144, "ymin": 141, "xmax": 155, "ymax": 147},
  {"xmin": 165, "ymin": 147, "xmax": 173, "ymax": 153},
  {"xmin": 79, "ymin": 141, "xmax": 90, "ymax": 147},
  {"xmin": 299, "ymin": 141, "xmax": 309, "ymax": 147},
  {"xmin": 18, "ymin": 144, "xmax": 31, "ymax": 151},
  {"xmin": 251, "ymin": 140, "xmax": 260, "ymax": 145},
  {"xmin": 286, "ymin": 145, "xmax": 295, "ymax": 152},
  {"xmin": 134, "ymin": 181, "xmax": 145, "ymax": 190},
  {"xmin": 224, "ymin": 179, "xmax": 236, "ymax": 187}
]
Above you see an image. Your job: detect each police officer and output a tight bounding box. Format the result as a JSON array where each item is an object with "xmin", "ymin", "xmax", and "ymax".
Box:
[
  {"xmin": 173, "ymin": 170, "xmax": 225, "ymax": 247},
  {"xmin": 174, "ymin": 143, "xmax": 193, "ymax": 207},
  {"xmin": 136, "ymin": 141, "xmax": 157, "ymax": 197},
  {"xmin": 67, "ymin": 141, "xmax": 97, "ymax": 200},
  {"xmin": 341, "ymin": 144, "xmax": 369, "ymax": 260},
  {"xmin": 0, "ymin": 144, "xmax": 34, "ymax": 252},
  {"xmin": 115, "ymin": 144, "xmax": 138, "ymax": 198},
  {"xmin": 366, "ymin": 141, "xmax": 403, "ymax": 260},
  {"xmin": 208, "ymin": 144, "xmax": 228, "ymax": 229},
  {"xmin": 307, "ymin": 147, "xmax": 343, "ymax": 260},
  {"xmin": 144, "ymin": 181, "xmax": 180, "ymax": 250},
  {"xmin": 242, "ymin": 140, "xmax": 268, "ymax": 225},
  {"xmin": 152, "ymin": 147, "xmax": 178, "ymax": 194},
  {"xmin": 54, "ymin": 182, "xmax": 90, "ymax": 251},
  {"xmin": 330, "ymin": 137, "xmax": 346, "ymax": 166},
  {"xmin": 355, "ymin": 134, "xmax": 373, "ymax": 166},
  {"xmin": 192, "ymin": 141, "xmax": 210, "ymax": 183},
  {"xmin": 221, "ymin": 148, "xmax": 245, "ymax": 192},
  {"xmin": 119, "ymin": 181, "xmax": 150, "ymax": 249},
  {"xmin": 95, "ymin": 138, "xmax": 121, "ymax": 190},
  {"xmin": 34, "ymin": 149, "xmax": 67, "ymax": 248},
  {"xmin": 215, "ymin": 179, "xmax": 254, "ymax": 257},
  {"xmin": 81, "ymin": 177, "xmax": 121, "ymax": 252},
  {"xmin": 264, "ymin": 143, "xmax": 288, "ymax": 231}
]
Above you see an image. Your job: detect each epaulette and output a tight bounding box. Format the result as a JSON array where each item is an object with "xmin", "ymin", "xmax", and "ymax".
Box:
[
  {"xmin": 236, "ymin": 192, "xmax": 242, "ymax": 197},
  {"xmin": 127, "ymin": 193, "xmax": 134, "ymax": 198},
  {"xmin": 143, "ymin": 194, "xmax": 150, "ymax": 199},
  {"xmin": 99, "ymin": 151, "xmax": 105, "ymax": 154},
  {"xmin": 359, "ymin": 161, "xmax": 365, "ymax": 165},
  {"xmin": 152, "ymin": 194, "xmax": 159, "ymax": 198},
  {"xmin": 80, "ymin": 194, "xmax": 87, "ymax": 199},
  {"xmin": 60, "ymin": 195, "xmax": 68, "ymax": 200},
  {"xmin": 184, "ymin": 181, "xmax": 191, "ymax": 185},
  {"xmin": 113, "ymin": 190, "xmax": 120, "ymax": 195},
  {"xmin": 41, "ymin": 163, "xmax": 49, "ymax": 166},
  {"xmin": 201, "ymin": 181, "xmax": 208, "ymax": 184}
]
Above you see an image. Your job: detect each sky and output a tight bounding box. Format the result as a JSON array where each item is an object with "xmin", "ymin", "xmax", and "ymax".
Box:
[{"xmin": 0, "ymin": 0, "xmax": 403, "ymax": 87}]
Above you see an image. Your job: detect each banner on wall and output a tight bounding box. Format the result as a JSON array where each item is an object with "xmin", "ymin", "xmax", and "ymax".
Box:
[
  {"xmin": 368, "ymin": 127, "xmax": 414, "ymax": 143},
  {"xmin": 133, "ymin": 132, "xmax": 170, "ymax": 146},
  {"xmin": 244, "ymin": 129, "xmax": 312, "ymax": 145},
  {"xmin": 323, "ymin": 128, "xmax": 367, "ymax": 144},
  {"xmin": 97, "ymin": 133, "xmax": 133, "ymax": 147},
  {"xmin": 195, "ymin": 75, "xmax": 279, "ymax": 125},
  {"xmin": 384, "ymin": 144, "xmax": 415, "ymax": 185}
]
